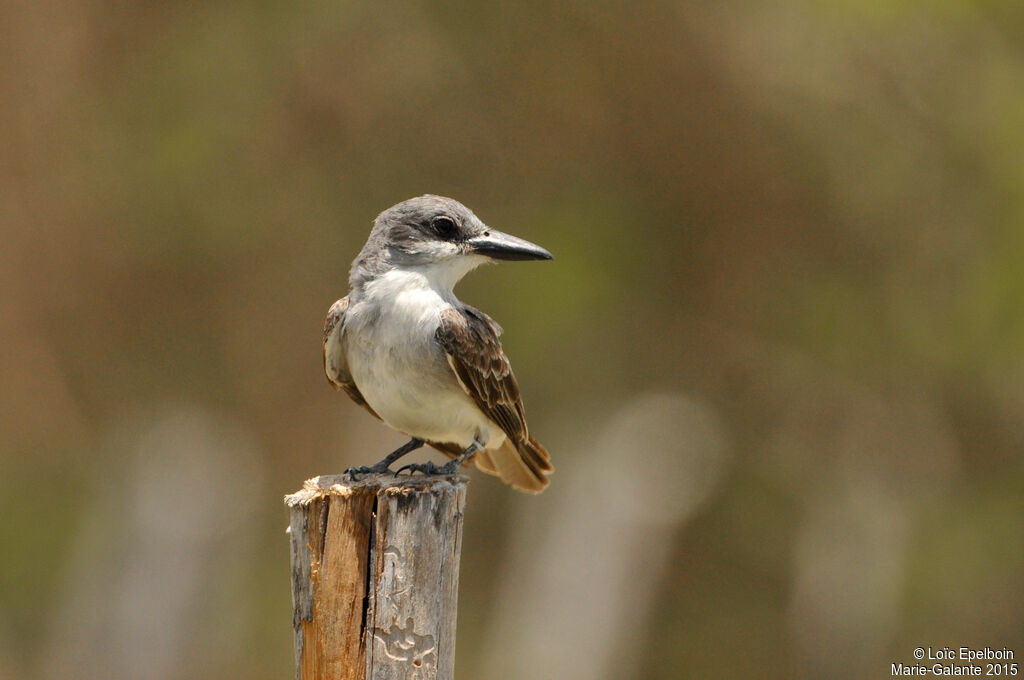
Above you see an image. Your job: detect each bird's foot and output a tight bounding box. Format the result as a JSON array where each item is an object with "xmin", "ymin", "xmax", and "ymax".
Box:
[
  {"xmin": 396, "ymin": 460, "xmax": 461, "ymax": 477},
  {"xmin": 345, "ymin": 463, "xmax": 395, "ymax": 481},
  {"xmin": 346, "ymin": 438, "xmax": 427, "ymax": 480}
]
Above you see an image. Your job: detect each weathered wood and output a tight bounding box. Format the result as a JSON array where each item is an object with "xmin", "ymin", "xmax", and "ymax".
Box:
[{"xmin": 286, "ymin": 473, "xmax": 468, "ymax": 680}]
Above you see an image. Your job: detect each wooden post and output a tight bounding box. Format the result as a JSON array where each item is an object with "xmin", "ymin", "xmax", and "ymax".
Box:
[{"xmin": 285, "ymin": 473, "xmax": 468, "ymax": 680}]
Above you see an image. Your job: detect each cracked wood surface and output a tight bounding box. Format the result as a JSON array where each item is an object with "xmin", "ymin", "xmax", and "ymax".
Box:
[{"xmin": 286, "ymin": 473, "xmax": 468, "ymax": 680}]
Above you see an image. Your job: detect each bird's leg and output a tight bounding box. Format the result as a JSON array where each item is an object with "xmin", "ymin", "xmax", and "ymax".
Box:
[
  {"xmin": 397, "ymin": 440, "xmax": 481, "ymax": 477},
  {"xmin": 346, "ymin": 438, "xmax": 425, "ymax": 479}
]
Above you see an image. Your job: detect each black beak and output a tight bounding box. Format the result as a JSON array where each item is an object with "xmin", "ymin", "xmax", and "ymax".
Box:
[{"xmin": 467, "ymin": 228, "xmax": 554, "ymax": 262}]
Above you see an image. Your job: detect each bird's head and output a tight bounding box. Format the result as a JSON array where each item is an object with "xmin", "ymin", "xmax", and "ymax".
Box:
[{"xmin": 350, "ymin": 195, "xmax": 553, "ymax": 290}]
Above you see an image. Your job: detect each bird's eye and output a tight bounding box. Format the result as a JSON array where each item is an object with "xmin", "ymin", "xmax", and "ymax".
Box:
[{"xmin": 432, "ymin": 216, "xmax": 457, "ymax": 237}]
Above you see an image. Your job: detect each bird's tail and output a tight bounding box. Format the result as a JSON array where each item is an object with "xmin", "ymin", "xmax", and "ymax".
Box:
[{"xmin": 476, "ymin": 436, "xmax": 553, "ymax": 494}]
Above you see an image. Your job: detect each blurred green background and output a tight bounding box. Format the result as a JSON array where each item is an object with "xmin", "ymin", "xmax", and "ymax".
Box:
[{"xmin": 2, "ymin": 1, "xmax": 1023, "ymax": 678}]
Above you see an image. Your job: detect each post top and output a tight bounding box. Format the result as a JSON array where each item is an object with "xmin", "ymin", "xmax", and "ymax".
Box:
[{"xmin": 284, "ymin": 472, "xmax": 469, "ymax": 508}]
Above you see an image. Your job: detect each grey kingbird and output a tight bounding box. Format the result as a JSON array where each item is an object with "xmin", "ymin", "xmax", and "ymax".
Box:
[{"xmin": 323, "ymin": 195, "xmax": 554, "ymax": 493}]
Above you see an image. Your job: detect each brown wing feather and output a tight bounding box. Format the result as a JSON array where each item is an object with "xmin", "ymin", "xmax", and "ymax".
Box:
[
  {"xmin": 436, "ymin": 306, "xmax": 553, "ymax": 491},
  {"xmin": 323, "ymin": 296, "xmax": 380, "ymax": 419},
  {"xmin": 437, "ymin": 306, "xmax": 526, "ymax": 440}
]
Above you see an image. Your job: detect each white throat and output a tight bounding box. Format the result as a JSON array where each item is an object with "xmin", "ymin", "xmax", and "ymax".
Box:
[
  {"xmin": 357, "ymin": 255, "xmax": 489, "ymax": 326},
  {"xmin": 385, "ymin": 254, "xmax": 488, "ymax": 297}
]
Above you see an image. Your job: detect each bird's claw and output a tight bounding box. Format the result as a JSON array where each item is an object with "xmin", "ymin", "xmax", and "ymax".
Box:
[
  {"xmin": 396, "ymin": 460, "xmax": 460, "ymax": 477},
  {"xmin": 345, "ymin": 464, "xmax": 393, "ymax": 481}
]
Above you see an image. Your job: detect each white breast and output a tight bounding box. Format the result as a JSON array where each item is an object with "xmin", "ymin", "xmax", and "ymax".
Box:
[{"xmin": 343, "ymin": 268, "xmax": 503, "ymax": 449}]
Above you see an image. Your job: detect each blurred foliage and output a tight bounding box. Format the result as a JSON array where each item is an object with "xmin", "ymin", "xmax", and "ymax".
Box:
[{"xmin": 1, "ymin": 0, "xmax": 1022, "ymax": 678}]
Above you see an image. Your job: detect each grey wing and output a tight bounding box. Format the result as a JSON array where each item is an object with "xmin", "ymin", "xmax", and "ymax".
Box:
[{"xmin": 323, "ymin": 297, "xmax": 379, "ymax": 418}]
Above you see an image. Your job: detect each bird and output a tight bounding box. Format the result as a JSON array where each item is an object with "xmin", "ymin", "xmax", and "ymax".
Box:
[{"xmin": 323, "ymin": 195, "xmax": 554, "ymax": 493}]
